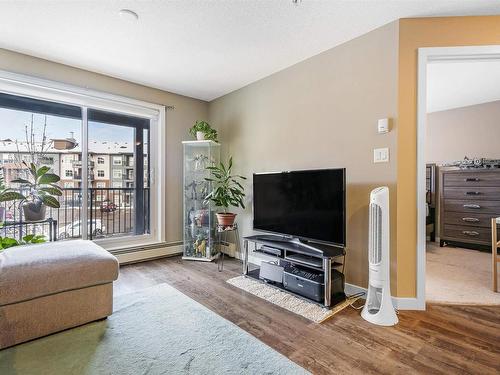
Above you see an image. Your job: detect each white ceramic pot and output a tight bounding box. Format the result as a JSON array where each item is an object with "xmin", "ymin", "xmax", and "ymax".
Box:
[{"xmin": 196, "ymin": 131, "xmax": 205, "ymax": 141}]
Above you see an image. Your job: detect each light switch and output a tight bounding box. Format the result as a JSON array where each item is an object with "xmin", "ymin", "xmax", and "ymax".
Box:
[{"xmin": 374, "ymin": 148, "xmax": 389, "ymax": 163}]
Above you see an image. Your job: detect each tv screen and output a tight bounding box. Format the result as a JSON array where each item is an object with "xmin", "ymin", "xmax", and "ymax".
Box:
[{"xmin": 253, "ymin": 169, "xmax": 346, "ymax": 246}]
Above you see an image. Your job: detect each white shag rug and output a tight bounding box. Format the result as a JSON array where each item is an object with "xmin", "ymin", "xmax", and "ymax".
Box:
[
  {"xmin": 426, "ymin": 243, "xmax": 500, "ymax": 305},
  {"xmin": 227, "ymin": 276, "xmax": 355, "ymax": 323}
]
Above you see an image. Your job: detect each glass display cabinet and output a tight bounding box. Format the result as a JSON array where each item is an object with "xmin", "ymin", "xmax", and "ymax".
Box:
[{"xmin": 182, "ymin": 140, "xmax": 220, "ymax": 261}]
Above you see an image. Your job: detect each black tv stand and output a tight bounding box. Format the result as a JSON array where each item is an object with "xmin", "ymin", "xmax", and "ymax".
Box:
[{"xmin": 242, "ymin": 235, "xmax": 346, "ymax": 307}]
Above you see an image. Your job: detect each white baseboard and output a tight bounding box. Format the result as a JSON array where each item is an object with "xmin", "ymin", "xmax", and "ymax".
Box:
[
  {"xmin": 248, "ymin": 255, "xmax": 424, "ymax": 310},
  {"xmin": 116, "ymin": 244, "xmax": 182, "ymax": 264},
  {"xmin": 394, "ymin": 297, "xmax": 425, "ymax": 310}
]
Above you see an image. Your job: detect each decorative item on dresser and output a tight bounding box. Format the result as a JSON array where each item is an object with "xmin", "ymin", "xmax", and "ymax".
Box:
[{"xmin": 439, "ymin": 167, "xmax": 500, "ymax": 250}]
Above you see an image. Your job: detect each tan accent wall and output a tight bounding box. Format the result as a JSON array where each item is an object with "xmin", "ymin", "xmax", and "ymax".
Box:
[
  {"xmin": 397, "ymin": 16, "xmax": 500, "ymax": 296},
  {"xmin": 0, "ymin": 48, "xmax": 208, "ymax": 243},
  {"xmin": 426, "ymin": 100, "xmax": 500, "ymax": 164},
  {"xmin": 209, "ymin": 22, "xmax": 399, "ymax": 289}
]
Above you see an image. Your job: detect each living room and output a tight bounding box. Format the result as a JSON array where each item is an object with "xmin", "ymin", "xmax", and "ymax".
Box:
[{"xmin": 0, "ymin": 2, "xmax": 499, "ymax": 374}]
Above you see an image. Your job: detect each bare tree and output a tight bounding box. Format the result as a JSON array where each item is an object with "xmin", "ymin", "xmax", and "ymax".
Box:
[{"xmin": 14, "ymin": 114, "xmax": 52, "ymax": 172}]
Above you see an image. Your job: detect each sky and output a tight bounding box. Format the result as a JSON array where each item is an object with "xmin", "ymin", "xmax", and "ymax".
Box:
[{"xmin": 0, "ymin": 108, "xmax": 134, "ymax": 144}]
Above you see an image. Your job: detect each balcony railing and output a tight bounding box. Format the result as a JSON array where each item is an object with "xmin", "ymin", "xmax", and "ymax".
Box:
[
  {"xmin": 0, "ymin": 187, "xmax": 150, "ymax": 242},
  {"xmin": 72, "ymin": 160, "xmax": 95, "ymax": 168},
  {"xmin": 74, "ymin": 173, "xmax": 95, "ymax": 180}
]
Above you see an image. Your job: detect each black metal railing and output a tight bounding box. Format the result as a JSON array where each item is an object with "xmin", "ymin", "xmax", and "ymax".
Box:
[{"xmin": 0, "ymin": 187, "xmax": 150, "ymax": 242}]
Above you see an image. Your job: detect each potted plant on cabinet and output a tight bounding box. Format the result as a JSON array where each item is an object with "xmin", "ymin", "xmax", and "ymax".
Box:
[
  {"xmin": 0, "ymin": 175, "xmax": 25, "ymax": 224},
  {"xmin": 204, "ymin": 157, "xmax": 246, "ymax": 226},
  {"xmin": 12, "ymin": 162, "xmax": 63, "ymax": 222},
  {"xmin": 189, "ymin": 120, "xmax": 218, "ymax": 141}
]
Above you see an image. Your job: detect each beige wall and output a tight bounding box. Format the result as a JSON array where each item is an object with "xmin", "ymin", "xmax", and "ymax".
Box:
[
  {"xmin": 0, "ymin": 48, "xmax": 208, "ymax": 244},
  {"xmin": 209, "ymin": 22, "xmax": 399, "ymax": 289},
  {"xmin": 426, "ymin": 100, "xmax": 500, "ymax": 164}
]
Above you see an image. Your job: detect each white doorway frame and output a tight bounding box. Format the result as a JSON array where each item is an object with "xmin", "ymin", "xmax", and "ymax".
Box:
[{"xmin": 416, "ymin": 45, "xmax": 500, "ymax": 309}]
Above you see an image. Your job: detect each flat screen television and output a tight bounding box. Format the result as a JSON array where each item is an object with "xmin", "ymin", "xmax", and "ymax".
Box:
[{"xmin": 253, "ymin": 168, "xmax": 346, "ymax": 247}]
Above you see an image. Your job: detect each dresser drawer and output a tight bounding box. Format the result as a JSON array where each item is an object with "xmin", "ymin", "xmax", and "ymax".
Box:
[
  {"xmin": 443, "ymin": 187, "xmax": 500, "ymax": 200},
  {"xmin": 442, "ymin": 225, "xmax": 491, "ymax": 244},
  {"xmin": 443, "ymin": 199, "xmax": 500, "ymax": 214},
  {"xmin": 443, "ymin": 212, "xmax": 495, "ymax": 228},
  {"xmin": 443, "ymin": 171, "xmax": 500, "ymax": 187}
]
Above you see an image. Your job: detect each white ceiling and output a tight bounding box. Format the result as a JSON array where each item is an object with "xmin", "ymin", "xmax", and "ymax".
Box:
[
  {"xmin": 1, "ymin": 1, "xmax": 500, "ymax": 101},
  {"xmin": 427, "ymin": 60, "xmax": 500, "ymax": 113}
]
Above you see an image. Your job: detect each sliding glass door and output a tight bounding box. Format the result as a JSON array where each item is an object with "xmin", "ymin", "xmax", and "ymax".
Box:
[
  {"xmin": 0, "ymin": 90, "xmax": 159, "ymax": 250},
  {"xmin": 87, "ymin": 109, "xmax": 150, "ymax": 239}
]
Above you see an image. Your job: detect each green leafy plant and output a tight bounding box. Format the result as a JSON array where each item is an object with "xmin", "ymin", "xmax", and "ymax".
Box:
[
  {"xmin": 0, "ymin": 234, "xmax": 46, "ymax": 251},
  {"xmin": 11, "ymin": 162, "xmax": 63, "ymax": 209},
  {"xmin": 189, "ymin": 120, "xmax": 218, "ymax": 142},
  {"xmin": 204, "ymin": 157, "xmax": 246, "ymax": 213},
  {"xmin": 0, "ymin": 175, "xmax": 25, "ymax": 203}
]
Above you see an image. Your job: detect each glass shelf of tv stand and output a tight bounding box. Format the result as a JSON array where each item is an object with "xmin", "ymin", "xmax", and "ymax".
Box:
[{"xmin": 243, "ymin": 238, "xmax": 347, "ymax": 307}]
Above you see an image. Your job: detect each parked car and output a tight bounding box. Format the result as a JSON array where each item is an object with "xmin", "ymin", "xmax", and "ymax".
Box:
[
  {"xmin": 58, "ymin": 219, "xmax": 106, "ymax": 239},
  {"xmin": 100, "ymin": 200, "xmax": 117, "ymax": 213}
]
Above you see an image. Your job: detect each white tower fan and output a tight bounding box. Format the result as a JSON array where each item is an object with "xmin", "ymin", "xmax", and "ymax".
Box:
[{"xmin": 361, "ymin": 186, "xmax": 398, "ymax": 326}]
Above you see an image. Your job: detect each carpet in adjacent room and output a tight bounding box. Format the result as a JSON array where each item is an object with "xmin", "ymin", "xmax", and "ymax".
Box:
[{"xmin": 426, "ymin": 242, "xmax": 500, "ymax": 305}]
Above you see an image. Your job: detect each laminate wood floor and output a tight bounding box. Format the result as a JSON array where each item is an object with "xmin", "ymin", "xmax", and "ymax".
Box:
[{"xmin": 115, "ymin": 256, "xmax": 500, "ymax": 375}]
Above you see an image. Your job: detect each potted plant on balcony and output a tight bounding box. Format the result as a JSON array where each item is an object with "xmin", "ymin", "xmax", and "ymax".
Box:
[
  {"xmin": 12, "ymin": 162, "xmax": 63, "ymax": 222},
  {"xmin": 0, "ymin": 234, "xmax": 46, "ymax": 252},
  {"xmin": 189, "ymin": 120, "xmax": 218, "ymax": 141},
  {"xmin": 204, "ymin": 157, "xmax": 246, "ymax": 226},
  {"xmin": 0, "ymin": 175, "xmax": 25, "ymax": 224}
]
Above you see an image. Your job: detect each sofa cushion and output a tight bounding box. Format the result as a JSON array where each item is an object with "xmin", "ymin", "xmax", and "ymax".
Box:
[{"xmin": 0, "ymin": 240, "xmax": 119, "ymax": 307}]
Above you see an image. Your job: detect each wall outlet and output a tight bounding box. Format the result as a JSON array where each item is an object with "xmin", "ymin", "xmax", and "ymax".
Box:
[{"xmin": 374, "ymin": 148, "xmax": 389, "ymax": 163}]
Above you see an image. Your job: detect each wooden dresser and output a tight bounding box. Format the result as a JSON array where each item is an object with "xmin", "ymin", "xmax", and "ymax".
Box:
[{"xmin": 439, "ymin": 167, "xmax": 500, "ymax": 248}]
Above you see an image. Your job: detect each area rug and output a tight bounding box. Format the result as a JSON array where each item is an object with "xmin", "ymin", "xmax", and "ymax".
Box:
[
  {"xmin": 227, "ymin": 276, "xmax": 356, "ymax": 323},
  {"xmin": 426, "ymin": 243, "xmax": 500, "ymax": 305},
  {"xmin": 0, "ymin": 284, "xmax": 309, "ymax": 375}
]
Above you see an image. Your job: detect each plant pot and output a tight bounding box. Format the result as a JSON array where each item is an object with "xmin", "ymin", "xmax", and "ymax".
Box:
[
  {"xmin": 216, "ymin": 212, "xmax": 237, "ymax": 226},
  {"xmin": 196, "ymin": 131, "xmax": 206, "ymax": 141},
  {"xmin": 23, "ymin": 201, "xmax": 46, "ymax": 222}
]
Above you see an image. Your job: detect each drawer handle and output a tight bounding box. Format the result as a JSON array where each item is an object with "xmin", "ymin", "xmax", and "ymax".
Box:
[
  {"xmin": 462, "ymin": 230, "xmax": 479, "ymax": 236},
  {"xmin": 462, "ymin": 217, "xmax": 480, "ymax": 222},
  {"xmin": 465, "ymin": 191, "xmax": 481, "ymax": 195},
  {"xmin": 463, "ymin": 204, "xmax": 481, "ymax": 209},
  {"xmin": 464, "ymin": 178, "xmax": 480, "ymax": 182}
]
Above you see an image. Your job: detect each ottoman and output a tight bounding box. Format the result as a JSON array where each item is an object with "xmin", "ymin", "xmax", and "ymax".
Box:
[{"xmin": 0, "ymin": 240, "xmax": 119, "ymax": 349}]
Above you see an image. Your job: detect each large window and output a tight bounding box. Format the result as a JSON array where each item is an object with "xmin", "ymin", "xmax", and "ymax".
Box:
[{"xmin": 0, "ymin": 74, "xmax": 164, "ymax": 252}]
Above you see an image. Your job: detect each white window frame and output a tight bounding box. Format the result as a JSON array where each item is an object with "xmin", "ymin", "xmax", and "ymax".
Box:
[
  {"xmin": 0, "ymin": 70, "xmax": 166, "ymax": 252},
  {"xmin": 97, "ymin": 169, "xmax": 105, "ymax": 177},
  {"xmin": 113, "ymin": 170, "xmax": 122, "ymax": 179}
]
